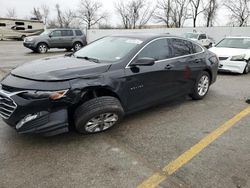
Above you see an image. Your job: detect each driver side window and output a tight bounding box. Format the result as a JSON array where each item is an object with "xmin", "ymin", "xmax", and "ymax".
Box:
[
  {"xmin": 198, "ymin": 34, "xmax": 206, "ymax": 40},
  {"xmin": 136, "ymin": 39, "xmax": 171, "ymax": 61},
  {"xmin": 51, "ymin": 30, "xmax": 61, "ymax": 37}
]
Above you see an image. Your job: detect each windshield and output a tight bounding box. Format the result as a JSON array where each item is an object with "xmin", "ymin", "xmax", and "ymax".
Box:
[
  {"xmin": 216, "ymin": 38, "xmax": 250, "ymax": 49},
  {"xmin": 74, "ymin": 36, "xmax": 143, "ymax": 62},
  {"xmin": 184, "ymin": 33, "xmax": 199, "ymax": 39},
  {"xmin": 40, "ymin": 30, "xmax": 51, "ymax": 36}
]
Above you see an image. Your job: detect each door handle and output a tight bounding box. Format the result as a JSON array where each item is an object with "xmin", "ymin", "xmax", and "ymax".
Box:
[{"xmin": 165, "ymin": 64, "xmax": 173, "ymax": 70}]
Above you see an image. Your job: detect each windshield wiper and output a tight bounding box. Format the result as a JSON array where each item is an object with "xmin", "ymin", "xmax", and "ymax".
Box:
[{"xmin": 76, "ymin": 56, "xmax": 100, "ymax": 63}]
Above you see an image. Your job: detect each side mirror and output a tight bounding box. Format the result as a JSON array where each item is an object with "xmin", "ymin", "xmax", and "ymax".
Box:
[{"xmin": 130, "ymin": 57, "xmax": 155, "ymax": 67}]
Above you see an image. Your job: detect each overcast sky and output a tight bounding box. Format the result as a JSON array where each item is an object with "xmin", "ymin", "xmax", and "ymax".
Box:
[{"xmin": 0, "ymin": 0, "xmax": 229, "ymax": 27}]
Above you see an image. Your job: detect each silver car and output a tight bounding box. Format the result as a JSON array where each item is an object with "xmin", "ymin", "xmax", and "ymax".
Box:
[{"xmin": 23, "ymin": 28, "xmax": 87, "ymax": 53}]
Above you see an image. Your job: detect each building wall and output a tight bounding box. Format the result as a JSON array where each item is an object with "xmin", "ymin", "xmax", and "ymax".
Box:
[{"xmin": 87, "ymin": 27, "xmax": 250, "ymax": 43}]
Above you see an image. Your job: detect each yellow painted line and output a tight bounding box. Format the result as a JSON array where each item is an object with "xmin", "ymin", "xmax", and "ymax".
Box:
[{"xmin": 137, "ymin": 106, "xmax": 250, "ymax": 188}]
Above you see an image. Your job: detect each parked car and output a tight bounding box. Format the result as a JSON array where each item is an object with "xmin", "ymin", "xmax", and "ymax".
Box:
[
  {"xmin": 23, "ymin": 28, "xmax": 87, "ymax": 53},
  {"xmin": 184, "ymin": 32, "xmax": 215, "ymax": 48},
  {"xmin": 246, "ymin": 98, "xmax": 250, "ymax": 104},
  {"xmin": 209, "ymin": 37, "xmax": 250, "ymax": 74},
  {"xmin": 0, "ymin": 34, "xmax": 218, "ymax": 136}
]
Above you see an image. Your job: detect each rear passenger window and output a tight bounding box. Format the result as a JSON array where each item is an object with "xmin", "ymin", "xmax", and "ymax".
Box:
[
  {"xmin": 193, "ymin": 43, "xmax": 203, "ymax": 53},
  {"xmin": 75, "ymin": 30, "xmax": 83, "ymax": 36},
  {"xmin": 170, "ymin": 38, "xmax": 194, "ymax": 57},
  {"xmin": 0, "ymin": 23, "xmax": 6, "ymax": 27},
  {"xmin": 61, "ymin": 30, "xmax": 73, "ymax": 36},
  {"xmin": 136, "ymin": 39, "xmax": 171, "ymax": 61}
]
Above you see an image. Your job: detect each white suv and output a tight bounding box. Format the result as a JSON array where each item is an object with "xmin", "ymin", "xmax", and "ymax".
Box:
[{"xmin": 184, "ymin": 33, "xmax": 214, "ymax": 48}]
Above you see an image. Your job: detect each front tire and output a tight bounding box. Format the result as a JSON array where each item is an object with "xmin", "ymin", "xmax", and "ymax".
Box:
[
  {"xmin": 190, "ymin": 71, "xmax": 210, "ymax": 100},
  {"xmin": 36, "ymin": 43, "xmax": 48, "ymax": 53},
  {"xmin": 74, "ymin": 96, "xmax": 124, "ymax": 134}
]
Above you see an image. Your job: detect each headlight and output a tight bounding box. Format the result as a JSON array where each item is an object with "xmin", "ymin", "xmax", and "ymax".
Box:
[
  {"xmin": 19, "ymin": 90, "xmax": 68, "ymax": 100},
  {"xmin": 230, "ymin": 54, "xmax": 246, "ymax": 61},
  {"xmin": 25, "ymin": 38, "xmax": 34, "ymax": 42}
]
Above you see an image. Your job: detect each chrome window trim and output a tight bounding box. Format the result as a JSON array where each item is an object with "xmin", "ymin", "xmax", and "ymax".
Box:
[{"xmin": 125, "ymin": 36, "xmax": 205, "ymax": 68}]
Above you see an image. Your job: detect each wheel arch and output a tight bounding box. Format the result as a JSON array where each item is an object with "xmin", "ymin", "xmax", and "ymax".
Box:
[
  {"xmin": 36, "ymin": 41, "xmax": 49, "ymax": 48},
  {"xmin": 73, "ymin": 40, "xmax": 83, "ymax": 46},
  {"xmin": 203, "ymin": 68, "xmax": 212, "ymax": 84},
  {"xmin": 79, "ymin": 86, "xmax": 123, "ymax": 107}
]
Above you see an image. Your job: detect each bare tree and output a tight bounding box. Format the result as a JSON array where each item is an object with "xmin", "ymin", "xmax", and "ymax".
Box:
[
  {"xmin": 6, "ymin": 8, "xmax": 17, "ymax": 18},
  {"xmin": 54, "ymin": 4, "xmax": 76, "ymax": 28},
  {"xmin": 138, "ymin": 4, "xmax": 155, "ymax": 28},
  {"xmin": 154, "ymin": 0, "xmax": 173, "ymax": 27},
  {"xmin": 224, "ymin": 0, "xmax": 250, "ymax": 27},
  {"xmin": 203, "ymin": 0, "xmax": 218, "ymax": 27},
  {"xmin": 190, "ymin": 0, "xmax": 205, "ymax": 27},
  {"xmin": 62, "ymin": 9, "xmax": 75, "ymax": 28},
  {"xmin": 171, "ymin": 0, "xmax": 191, "ymax": 27},
  {"xmin": 115, "ymin": 0, "xmax": 155, "ymax": 29},
  {"xmin": 77, "ymin": 0, "xmax": 106, "ymax": 29},
  {"xmin": 31, "ymin": 5, "xmax": 50, "ymax": 26},
  {"xmin": 129, "ymin": 0, "xmax": 143, "ymax": 29},
  {"xmin": 55, "ymin": 4, "xmax": 64, "ymax": 28},
  {"xmin": 41, "ymin": 4, "xmax": 50, "ymax": 26},
  {"xmin": 154, "ymin": 0, "xmax": 190, "ymax": 28},
  {"xmin": 47, "ymin": 19, "xmax": 58, "ymax": 29},
  {"xmin": 31, "ymin": 8, "xmax": 42, "ymax": 20},
  {"xmin": 115, "ymin": 1, "xmax": 131, "ymax": 29}
]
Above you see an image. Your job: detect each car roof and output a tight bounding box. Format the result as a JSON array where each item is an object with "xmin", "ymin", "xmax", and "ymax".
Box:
[
  {"xmin": 49, "ymin": 28, "xmax": 81, "ymax": 31},
  {"xmin": 225, "ymin": 36, "xmax": 250, "ymax": 39},
  {"xmin": 186, "ymin": 32, "xmax": 204, "ymax": 34},
  {"xmin": 109, "ymin": 33, "xmax": 180, "ymax": 41}
]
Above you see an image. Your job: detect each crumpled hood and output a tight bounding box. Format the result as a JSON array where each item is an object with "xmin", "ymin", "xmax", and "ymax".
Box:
[
  {"xmin": 209, "ymin": 47, "xmax": 250, "ymax": 57},
  {"xmin": 11, "ymin": 56, "xmax": 111, "ymax": 81}
]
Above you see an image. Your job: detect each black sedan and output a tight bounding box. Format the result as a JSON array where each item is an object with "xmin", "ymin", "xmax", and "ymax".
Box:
[{"xmin": 0, "ymin": 34, "xmax": 218, "ymax": 136}]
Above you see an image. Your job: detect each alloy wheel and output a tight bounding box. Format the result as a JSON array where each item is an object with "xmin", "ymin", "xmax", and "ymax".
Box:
[
  {"xmin": 197, "ymin": 75, "xmax": 209, "ymax": 96},
  {"xmin": 74, "ymin": 43, "xmax": 82, "ymax": 51},
  {"xmin": 38, "ymin": 44, "xmax": 47, "ymax": 53},
  {"xmin": 85, "ymin": 113, "xmax": 119, "ymax": 133}
]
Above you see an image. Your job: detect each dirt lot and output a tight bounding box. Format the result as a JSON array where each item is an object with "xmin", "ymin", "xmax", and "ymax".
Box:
[{"xmin": 0, "ymin": 41, "xmax": 250, "ymax": 188}]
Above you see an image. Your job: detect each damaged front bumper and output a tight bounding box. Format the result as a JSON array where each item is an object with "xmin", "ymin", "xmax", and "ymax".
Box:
[
  {"xmin": 218, "ymin": 60, "xmax": 247, "ymax": 74},
  {"xmin": 0, "ymin": 88, "xmax": 70, "ymax": 136}
]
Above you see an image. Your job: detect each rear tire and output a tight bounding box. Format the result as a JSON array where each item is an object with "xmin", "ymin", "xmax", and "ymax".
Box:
[
  {"xmin": 244, "ymin": 61, "xmax": 250, "ymax": 74},
  {"xmin": 21, "ymin": 35, "xmax": 26, "ymax": 41},
  {"xmin": 36, "ymin": 43, "xmax": 48, "ymax": 54},
  {"xmin": 190, "ymin": 71, "xmax": 210, "ymax": 100},
  {"xmin": 73, "ymin": 42, "xmax": 83, "ymax": 51},
  {"xmin": 74, "ymin": 96, "xmax": 124, "ymax": 134}
]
